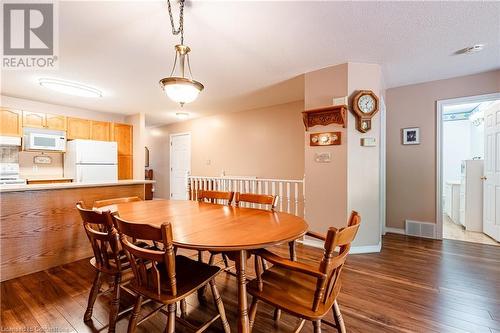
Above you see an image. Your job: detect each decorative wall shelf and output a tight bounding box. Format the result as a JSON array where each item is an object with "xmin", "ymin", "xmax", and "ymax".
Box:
[{"xmin": 302, "ymin": 105, "xmax": 347, "ymax": 131}]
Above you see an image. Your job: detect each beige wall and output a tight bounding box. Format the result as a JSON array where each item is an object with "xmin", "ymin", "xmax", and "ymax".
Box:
[
  {"xmin": 147, "ymin": 100, "xmax": 305, "ymax": 199},
  {"xmin": 303, "ymin": 62, "xmax": 384, "ymax": 249},
  {"xmin": 386, "ymin": 70, "xmax": 500, "ymax": 229},
  {"xmin": 19, "ymin": 151, "xmax": 64, "ymax": 179},
  {"xmin": 304, "ymin": 64, "xmax": 349, "ymax": 233},
  {"xmin": 125, "ymin": 113, "xmax": 146, "ymax": 179}
]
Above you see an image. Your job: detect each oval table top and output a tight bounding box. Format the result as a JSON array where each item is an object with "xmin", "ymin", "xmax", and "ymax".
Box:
[{"xmin": 101, "ymin": 199, "xmax": 309, "ymax": 251}]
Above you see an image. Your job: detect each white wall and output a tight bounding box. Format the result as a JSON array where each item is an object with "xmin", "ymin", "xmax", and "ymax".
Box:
[
  {"xmin": 443, "ymin": 120, "xmax": 471, "ymax": 182},
  {"xmin": 470, "ymin": 121, "xmax": 484, "ymax": 159},
  {"xmin": 1, "ymin": 95, "xmax": 126, "ymax": 123},
  {"xmin": 145, "ymin": 127, "xmax": 170, "ymax": 199}
]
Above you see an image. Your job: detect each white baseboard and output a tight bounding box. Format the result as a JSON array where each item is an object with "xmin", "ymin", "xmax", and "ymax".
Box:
[
  {"xmin": 383, "ymin": 227, "xmax": 406, "ymax": 235},
  {"xmin": 299, "ymin": 238, "xmax": 381, "ymax": 254}
]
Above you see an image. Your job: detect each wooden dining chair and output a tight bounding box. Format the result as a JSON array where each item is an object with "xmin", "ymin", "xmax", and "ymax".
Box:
[
  {"xmin": 247, "ymin": 211, "xmax": 361, "ymax": 333},
  {"xmin": 76, "ymin": 201, "xmax": 131, "ymax": 333},
  {"xmin": 196, "ymin": 189, "xmax": 234, "ymax": 205},
  {"xmin": 196, "ymin": 189, "xmax": 234, "ymax": 269},
  {"xmin": 234, "ymin": 192, "xmax": 297, "ymax": 260},
  {"xmin": 113, "ymin": 215, "xmax": 231, "ymax": 333},
  {"xmin": 93, "ymin": 196, "xmax": 142, "ymax": 208}
]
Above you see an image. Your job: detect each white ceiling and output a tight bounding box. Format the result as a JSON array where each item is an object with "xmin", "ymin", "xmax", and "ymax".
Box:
[{"xmin": 2, "ymin": 1, "xmax": 499, "ymax": 126}]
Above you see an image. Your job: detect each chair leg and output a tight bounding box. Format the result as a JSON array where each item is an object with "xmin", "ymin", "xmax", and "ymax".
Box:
[
  {"xmin": 127, "ymin": 295, "xmax": 143, "ymax": 333},
  {"xmin": 273, "ymin": 308, "xmax": 281, "ymax": 322},
  {"xmin": 165, "ymin": 303, "xmax": 176, "ymax": 333},
  {"xmin": 108, "ymin": 274, "xmax": 121, "ymax": 333},
  {"xmin": 313, "ymin": 320, "xmax": 322, "ymax": 333},
  {"xmin": 332, "ymin": 300, "xmax": 346, "ymax": 333},
  {"xmin": 222, "ymin": 253, "xmax": 230, "ymax": 268},
  {"xmin": 84, "ymin": 270, "xmax": 102, "ymax": 322},
  {"xmin": 208, "ymin": 253, "xmax": 215, "ymax": 266},
  {"xmin": 209, "ymin": 279, "xmax": 230, "ymax": 333},
  {"xmin": 180, "ymin": 299, "xmax": 187, "ymax": 318},
  {"xmin": 293, "ymin": 319, "xmax": 306, "ymax": 333},
  {"xmin": 249, "ymin": 297, "xmax": 259, "ymax": 330},
  {"xmin": 288, "ymin": 240, "xmax": 297, "ymax": 261},
  {"xmin": 197, "ymin": 252, "xmax": 207, "ymax": 303},
  {"xmin": 261, "ymin": 257, "xmax": 269, "ymax": 271}
]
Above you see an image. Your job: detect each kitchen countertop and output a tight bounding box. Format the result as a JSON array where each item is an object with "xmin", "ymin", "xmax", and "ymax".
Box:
[
  {"xmin": 0, "ymin": 179, "xmax": 155, "ymax": 193},
  {"xmin": 26, "ymin": 177, "xmax": 74, "ymax": 181}
]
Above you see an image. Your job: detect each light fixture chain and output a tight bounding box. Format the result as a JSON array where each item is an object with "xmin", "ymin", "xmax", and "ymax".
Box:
[{"xmin": 167, "ymin": 0, "xmax": 185, "ymax": 45}]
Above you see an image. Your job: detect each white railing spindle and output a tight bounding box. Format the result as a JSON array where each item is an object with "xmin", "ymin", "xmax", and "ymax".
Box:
[{"xmin": 186, "ymin": 175, "xmax": 305, "ymax": 217}]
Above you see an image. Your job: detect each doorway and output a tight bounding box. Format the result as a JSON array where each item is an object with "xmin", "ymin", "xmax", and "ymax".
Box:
[
  {"xmin": 437, "ymin": 93, "xmax": 500, "ymax": 245},
  {"xmin": 170, "ymin": 133, "xmax": 191, "ymax": 200}
]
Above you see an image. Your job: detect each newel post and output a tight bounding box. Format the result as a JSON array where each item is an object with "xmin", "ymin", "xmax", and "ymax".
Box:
[{"xmin": 186, "ymin": 171, "xmax": 191, "ymax": 200}]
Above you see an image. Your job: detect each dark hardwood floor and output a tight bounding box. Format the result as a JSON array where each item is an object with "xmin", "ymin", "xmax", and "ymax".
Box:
[{"xmin": 1, "ymin": 234, "xmax": 499, "ymax": 333}]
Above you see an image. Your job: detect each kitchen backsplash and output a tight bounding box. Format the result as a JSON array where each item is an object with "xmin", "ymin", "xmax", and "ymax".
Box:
[{"xmin": 19, "ymin": 151, "xmax": 64, "ymax": 179}]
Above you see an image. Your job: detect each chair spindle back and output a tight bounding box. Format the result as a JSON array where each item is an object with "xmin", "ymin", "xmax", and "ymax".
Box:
[
  {"xmin": 76, "ymin": 201, "xmax": 123, "ymax": 272},
  {"xmin": 234, "ymin": 193, "xmax": 278, "ymax": 210},
  {"xmin": 312, "ymin": 211, "xmax": 361, "ymax": 311},
  {"xmin": 196, "ymin": 190, "xmax": 234, "ymax": 205},
  {"xmin": 113, "ymin": 215, "xmax": 177, "ymax": 297},
  {"xmin": 93, "ymin": 196, "xmax": 142, "ymax": 208}
]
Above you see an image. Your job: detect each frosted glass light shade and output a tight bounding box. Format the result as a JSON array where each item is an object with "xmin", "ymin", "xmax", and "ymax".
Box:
[
  {"xmin": 160, "ymin": 77, "xmax": 203, "ymax": 104},
  {"xmin": 39, "ymin": 78, "xmax": 102, "ymax": 98}
]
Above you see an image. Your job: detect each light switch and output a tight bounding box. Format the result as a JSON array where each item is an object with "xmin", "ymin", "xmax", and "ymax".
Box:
[
  {"xmin": 314, "ymin": 152, "xmax": 332, "ymax": 163},
  {"xmin": 361, "ymin": 138, "xmax": 377, "ymax": 147}
]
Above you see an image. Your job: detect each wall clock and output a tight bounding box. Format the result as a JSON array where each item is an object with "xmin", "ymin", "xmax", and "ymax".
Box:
[{"xmin": 352, "ymin": 90, "xmax": 379, "ymax": 133}]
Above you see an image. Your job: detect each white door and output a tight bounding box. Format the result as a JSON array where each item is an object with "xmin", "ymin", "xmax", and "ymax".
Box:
[
  {"xmin": 483, "ymin": 100, "xmax": 500, "ymax": 241},
  {"xmin": 170, "ymin": 133, "xmax": 191, "ymax": 200}
]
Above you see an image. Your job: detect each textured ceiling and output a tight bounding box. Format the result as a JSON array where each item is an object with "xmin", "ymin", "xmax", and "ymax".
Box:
[{"xmin": 2, "ymin": 1, "xmax": 499, "ymax": 125}]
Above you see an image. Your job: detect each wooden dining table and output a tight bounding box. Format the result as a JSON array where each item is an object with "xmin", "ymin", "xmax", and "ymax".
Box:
[{"xmin": 99, "ymin": 199, "xmax": 308, "ymax": 333}]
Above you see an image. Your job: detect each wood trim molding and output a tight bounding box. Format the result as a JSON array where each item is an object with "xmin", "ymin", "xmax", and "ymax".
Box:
[{"xmin": 302, "ymin": 105, "xmax": 347, "ymax": 131}]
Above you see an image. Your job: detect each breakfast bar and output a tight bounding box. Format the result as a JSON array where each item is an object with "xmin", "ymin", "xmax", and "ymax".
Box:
[{"xmin": 0, "ymin": 180, "xmax": 154, "ymax": 281}]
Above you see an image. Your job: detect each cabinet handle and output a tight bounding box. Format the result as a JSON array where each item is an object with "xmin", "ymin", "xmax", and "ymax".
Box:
[{"xmin": 480, "ymin": 176, "xmax": 487, "ymax": 180}]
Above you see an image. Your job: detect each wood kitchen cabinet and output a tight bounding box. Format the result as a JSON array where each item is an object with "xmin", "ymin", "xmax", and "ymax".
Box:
[
  {"xmin": 90, "ymin": 121, "xmax": 111, "ymax": 141},
  {"xmin": 112, "ymin": 123, "xmax": 133, "ymax": 179},
  {"xmin": 67, "ymin": 117, "xmax": 91, "ymax": 140},
  {"xmin": 23, "ymin": 111, "xmax": 67, "ymax": 131},
  {"xmin": 45, "ymin": 114, "xmax": 67, "ymax": 131},
  {"xmin": 0, "ymin": 108, "xmax": 22, "ymax": 136},
  {"xmin": 22, "ymin": 111, "xmax": 45, "ymax": 128},
  {"xmin": 112, "ymin": 123, "xmax": 133, "ymax": 155},
  {"xmin": 118, "ymin": 155, "xmax": 133, "ymax": 180}
]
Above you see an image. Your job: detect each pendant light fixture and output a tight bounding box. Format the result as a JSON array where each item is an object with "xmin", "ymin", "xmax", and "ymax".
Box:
[{"xmin": 159, "ymin": 0, "xmax": 204, "ymax": 106}]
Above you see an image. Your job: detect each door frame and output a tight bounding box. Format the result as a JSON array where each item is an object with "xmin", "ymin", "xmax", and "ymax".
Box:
[
  {"xmin": 436, "ymin": 92, "xmax": 500, "ymax": 239},
  {"xmin": 169, "ymin": 132, "xmax": 191, "ymax": 199}
]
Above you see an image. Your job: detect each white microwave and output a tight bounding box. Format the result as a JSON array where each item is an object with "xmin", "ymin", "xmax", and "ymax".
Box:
[{"xmin": 24, "ymin": 131, "xmax": 66, "ymax": 151}]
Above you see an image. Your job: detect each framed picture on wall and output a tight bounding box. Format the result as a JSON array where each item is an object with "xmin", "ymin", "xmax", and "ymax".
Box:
[{"xmin": 402, "ymin": 127, "xmax": 420, "ymax": 145}]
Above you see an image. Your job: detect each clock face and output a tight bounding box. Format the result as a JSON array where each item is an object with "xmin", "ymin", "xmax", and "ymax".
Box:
[{"xmin": 357, "ymin": 94, "xmax": 376, "ymax": 114}]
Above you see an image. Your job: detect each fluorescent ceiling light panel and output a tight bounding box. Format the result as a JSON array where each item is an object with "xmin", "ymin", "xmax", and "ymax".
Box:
[{"xmin": 39, "ymin": 78, "xmax": 103, "ymax": 98}]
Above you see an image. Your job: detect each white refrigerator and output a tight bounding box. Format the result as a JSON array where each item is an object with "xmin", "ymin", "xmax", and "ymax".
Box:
[{"xmin": 64, "ymin": 140, "xmax": 118, "ymax": 183}]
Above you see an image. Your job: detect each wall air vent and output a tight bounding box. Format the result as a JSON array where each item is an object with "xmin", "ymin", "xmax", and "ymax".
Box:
[{"xmin": 405, "ymin": 220, "xmax": 436, "ymax": 239}]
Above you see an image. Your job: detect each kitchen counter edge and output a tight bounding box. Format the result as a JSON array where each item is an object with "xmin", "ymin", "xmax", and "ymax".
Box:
[{"xmin": 0, "ymin": 180, "xmax": 156, "ymax": 193}]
